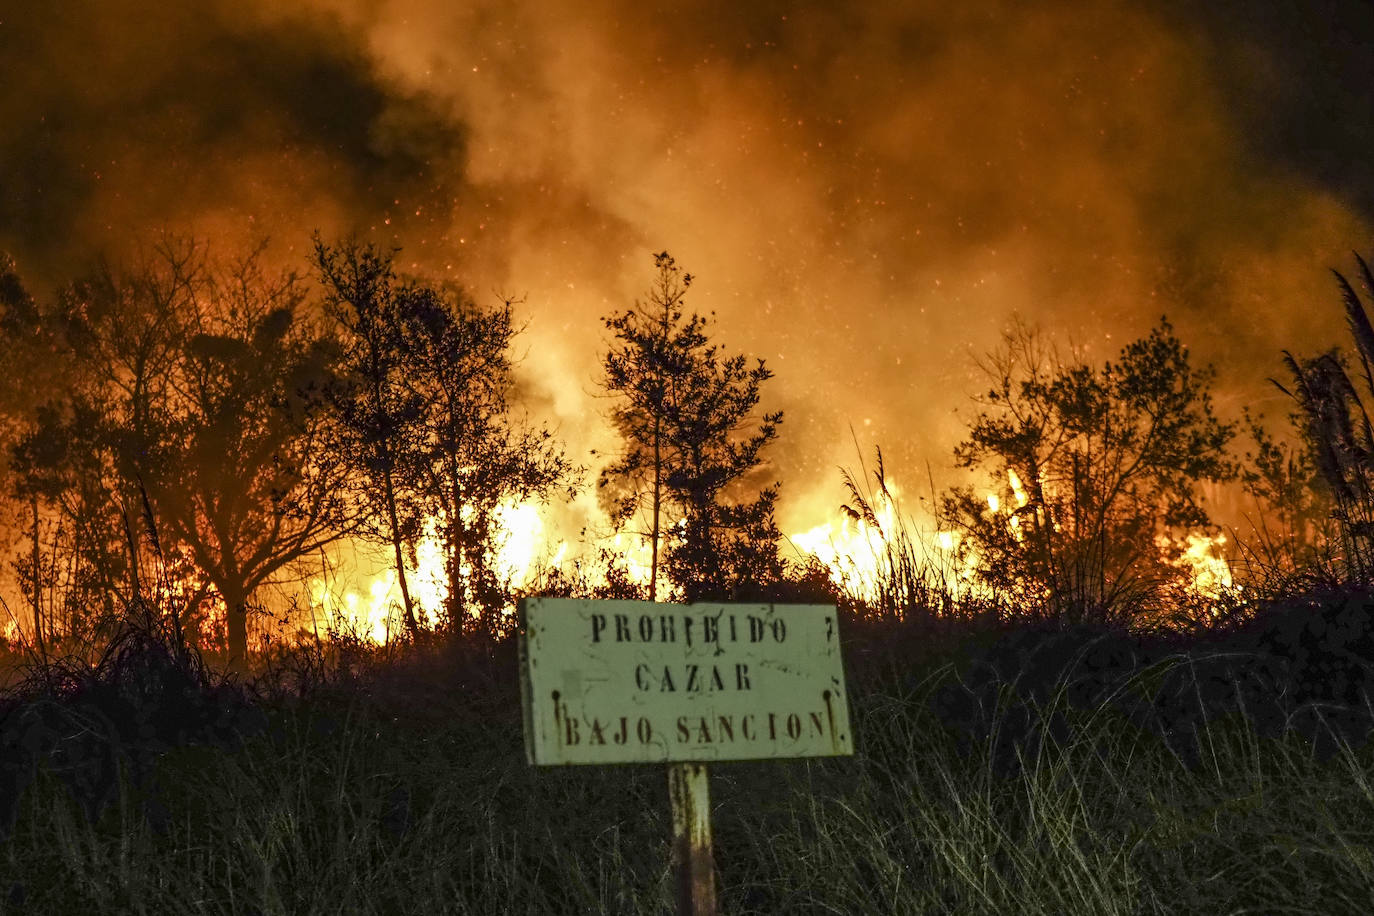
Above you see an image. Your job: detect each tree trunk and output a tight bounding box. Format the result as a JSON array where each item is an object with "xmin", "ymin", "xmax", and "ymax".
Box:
[
  {"xmin": 444, "ymin": 506, "xmax": 466, "ymax": 636},
  {"xmin": 649, "ymin": 294, "xmax": 669, "ymax": 602},
  {"xmin": 223, "ymin": 583, "xmax": 249, "ymax": 675},
  {"xmin": 29, "ymin": 496, "xmax": 44, "ymax": 656},
  {"xmin": 650, "ymin": 411, "xmax": 661, "ymax": 602},
  {"xmin": 121, "ymin": 493, "xmax": 142, "ymax": 601},
  {"xmin": 381, "ymin": 464, "xmax": 419, "ymax": 637}
]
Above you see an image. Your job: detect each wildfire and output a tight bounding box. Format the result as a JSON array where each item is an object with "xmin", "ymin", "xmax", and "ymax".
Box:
[
  {"xmin": 789, "ymin": 478, "xmax": 977, "ymax": 603},
  {"xmin": 609, "ymin": 531, "xmax": 656, "ymax": 589},
  {"xmin": 493, "ymin": 500, "xmax": 568, "ymax": 583},
  {"xmin": 307, "ymin": 498, "xmax": 567, "ymax": 643},
  {"xmin": 997, "ymin": 468, "xmax": 1032, "ymax": 541},
  {"xmin": 790, "ymin": 480, "xmax": 902, "ymax": 605},
  {"xmin": 1158, "ymin": 531, "xmax": 1235, "ymax": 599},
  {"xmin": 789, "ymin": 468, "xmax": 1238, "ymax": 612},
  {"xmin": 294, "ymin": 472, "xmax": 1238, "ymax": 645}
]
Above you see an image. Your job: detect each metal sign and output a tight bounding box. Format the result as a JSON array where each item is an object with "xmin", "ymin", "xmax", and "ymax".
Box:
[{"xmin": 519, "ymin": 598, "xmax": 852, "ymax": 766}]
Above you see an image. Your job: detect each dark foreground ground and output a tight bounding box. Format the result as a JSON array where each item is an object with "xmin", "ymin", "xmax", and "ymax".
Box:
[{"xmin": 2, "ymin": 592, "xmax": 1374, "ymax": 914}]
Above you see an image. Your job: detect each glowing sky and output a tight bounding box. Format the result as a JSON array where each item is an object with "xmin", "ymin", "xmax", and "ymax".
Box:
[{"xmin": 3, "ymin": 0, "xmax": 1372, "ymax": 535}]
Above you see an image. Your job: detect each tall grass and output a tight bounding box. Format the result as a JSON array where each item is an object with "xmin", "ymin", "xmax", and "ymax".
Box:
[
  {"xmin": 3, "ymin": 598, "xmax": 1374, "ymax": 914},
  {"xmin": 800, "ymin": 445, "xmax": 1014, "ymax": 644},
  {"xmin": 9, "ymin": 385, "xmax": 1374, "ymax": 912},
  {"xmin": 1271, "ymin": 252, "xmax": 1374, "ymax": 587}
]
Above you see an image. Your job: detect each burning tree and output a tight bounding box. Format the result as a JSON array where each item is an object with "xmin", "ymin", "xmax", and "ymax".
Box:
[
  {"xmin": 407, "ymin": 288, "xmax": 572, "ymax": 635},
  {"xmin": 599, "ymin": 252, "xmax": 784, "ymax": 602},
  {"xmin": 943, "ymin": 317, "xmax": 1236, "ymax": 628},
  {"xmin": 317, "ymin": 242, "xmax": 572, "ymax": 636},
  {"xmin": 313, "ymin": 238, "xmax": 428, "ymax": 638},
  {"xmin": 10, "ymin": 240, "xmax": 358, "ymax": 670}
]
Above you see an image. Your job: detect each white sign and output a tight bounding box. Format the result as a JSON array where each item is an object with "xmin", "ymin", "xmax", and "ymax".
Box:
[{"xmin": 519, "ymin": 598, "xmax": 853, "ymax": 765}]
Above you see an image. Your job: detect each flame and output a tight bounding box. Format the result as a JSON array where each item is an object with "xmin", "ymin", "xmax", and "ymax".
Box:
[
  {"xmin": 609, "ymin": 531, "xmax": 655, "ymax": 588},
  {"xmin": 791, "ymin": 480, "xmax": 902, "ymax": 604},
  {"xmin": 1000, "ymin": 469, "xmax": 1031, "ymax": 540},
  {"xmin": 1158, "ymin": 530, "xmax": 1236, "ymax": 599},
  {"xmin": 790, "ymin": 467, "xmax": 1237, "ymax": 614},
  {"xmin": 295, "ymin": 467, "xmax": 1238, "ymax": 644},
  {"xmin": 306, "ymin": 497, "xmax": 567, "ymax": 643},
  {"xmin": 790, "ymin": 478, "xmax": 979, "ymax": 602},
  {"xmin": 493, "ymin": 499, "xmax": 566, "ymax": 585},
  {"xmin": 1007, "ymin": 468, "xmax": 1030, "ymax": 508}
]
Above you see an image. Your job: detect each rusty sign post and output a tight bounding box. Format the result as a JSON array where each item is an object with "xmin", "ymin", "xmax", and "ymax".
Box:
[{"xmin": 518, "ymin": 598, "xmax": 853, "ymax": 916}]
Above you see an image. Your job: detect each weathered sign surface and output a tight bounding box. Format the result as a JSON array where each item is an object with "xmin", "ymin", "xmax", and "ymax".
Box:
[{"xmin": 519, "ymin": 598, "xmax": 853, "ymax": 765}]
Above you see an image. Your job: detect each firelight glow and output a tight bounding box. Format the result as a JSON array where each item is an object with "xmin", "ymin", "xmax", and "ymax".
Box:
[
  {"xmin": 3, "ymin": 0, "xmax": 1370, "ymax": 553},
  {"xmin": 309, "ymin": 499, "xmax": 567, "ymax": 642},
  {"xmin": 0, "ymin": 0, "xmax": 1362, "ymax": 646},
  {"xmin": 287, "ymin": 481, "xmax": 1230, "ymax": 645}
]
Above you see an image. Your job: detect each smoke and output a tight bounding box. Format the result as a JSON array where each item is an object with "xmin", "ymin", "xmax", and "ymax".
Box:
[
  {"xmin": 0, "ymin": 1, "xmax": 473, "ymax": 278},
  {"xmin": 2, "ymin": 0, "xmax": 1371, "ymax": 538}
]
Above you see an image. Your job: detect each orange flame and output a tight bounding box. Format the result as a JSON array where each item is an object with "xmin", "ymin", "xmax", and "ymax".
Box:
[
  {"xmin": 790, "ymin": 468, "xmax": 1237, "ymax": 612},
  {"xmin": 307, "ymin": 498, "xmax": 568, "ymax": 643}
]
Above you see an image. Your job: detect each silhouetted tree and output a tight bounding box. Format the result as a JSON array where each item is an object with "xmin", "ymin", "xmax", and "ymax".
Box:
[
  {"xmin": 0, "ymin": 254, "xmax": 62, "ymax": 650},
  {"xmin": 8, "ymin": 240, "xmax": 358, "ymax": 670},
  {"xmin": 600, "ymin": 252, "xmax": 784, "ymax": 602},
  {"xmin": 141, "ymin": 245, "xmax": 357, "ymax": 670},
  {"xmin": 5, "ymin": 244, "xmax": 200, "ymax": 644},
  {"xmin": 398, "ymin": 281, "xmax": 572, "ymax": 635},
  {"xmin": 10, "ymin": 400, "xmax": 130, "ymax": 643},
  {"xmin": 1236, "ymin": 407, "xmax": 1334, "ymax": 580},
  {"xmin": 943, "ymin": 317, "xmax": 1235, "ymax": 628},
  {"xmin": 314, "ymin": 237, "xmax": 425, "ymax": 638},
  {"xmin": 117, "ymin": 243, "xmax": 359, "ymax": 669}
]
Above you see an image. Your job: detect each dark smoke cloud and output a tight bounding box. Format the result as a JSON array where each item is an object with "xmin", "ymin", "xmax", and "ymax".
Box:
[
  {"xmin": 0, "ymin": 1, "xmax": 472, "ymax": 280},
  {"xmin": 2, "ymin": 0, "xmax": 1371, "ymax": 535},
  {"xmin": 1161, "ymin": 0, "xmax": 1374, "ymax": 221}
]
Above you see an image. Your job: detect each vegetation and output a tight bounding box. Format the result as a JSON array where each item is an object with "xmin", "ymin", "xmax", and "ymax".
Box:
[
  {"xmin": 9, "ymin": 241, "xmax": 356, "ymax": 670},
  {"xmin": 313, "ymin": 238, "xmax": 430, "ymax": 637},
  {"xmin": 2, "ymin": 236, "xmax": 573, "ymax": 658},
  {"xmin": 940, "ymin": 317, "xmax": 1236, "ymax": 630},
  {"xmin": 2, "ymin": 588, "xmax": 1374, "ymax": 914},
  {"xmin": 1274, "ymin": 253, "xmax": 1374, "ymax": 583},
  {"xmin": 6, "ymin": 241, "xmax": 1374, "ymax": 912},
  {"xmin": 314, "ymin": 238, "xmax": 573, "ymax": 637},
  {"xmin": 599, "ymin": 251, "xmax": 785, "ymax": 601}
]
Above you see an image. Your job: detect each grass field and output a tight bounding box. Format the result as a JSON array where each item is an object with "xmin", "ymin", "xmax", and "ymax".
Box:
[{"xmin": 1, "ymin": 607, "xmax": 1372, "ymax": 916}]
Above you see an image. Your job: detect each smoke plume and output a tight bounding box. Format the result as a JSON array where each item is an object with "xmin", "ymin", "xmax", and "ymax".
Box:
[{"xmin": 2, "ymin": 0, "xmax": 1371, "ymax": 535}]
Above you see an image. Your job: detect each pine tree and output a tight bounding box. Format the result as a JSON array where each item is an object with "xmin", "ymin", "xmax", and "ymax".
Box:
[{"xmin": 600, "ymin": 252, "xmax": 784, "ymax": 602}]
